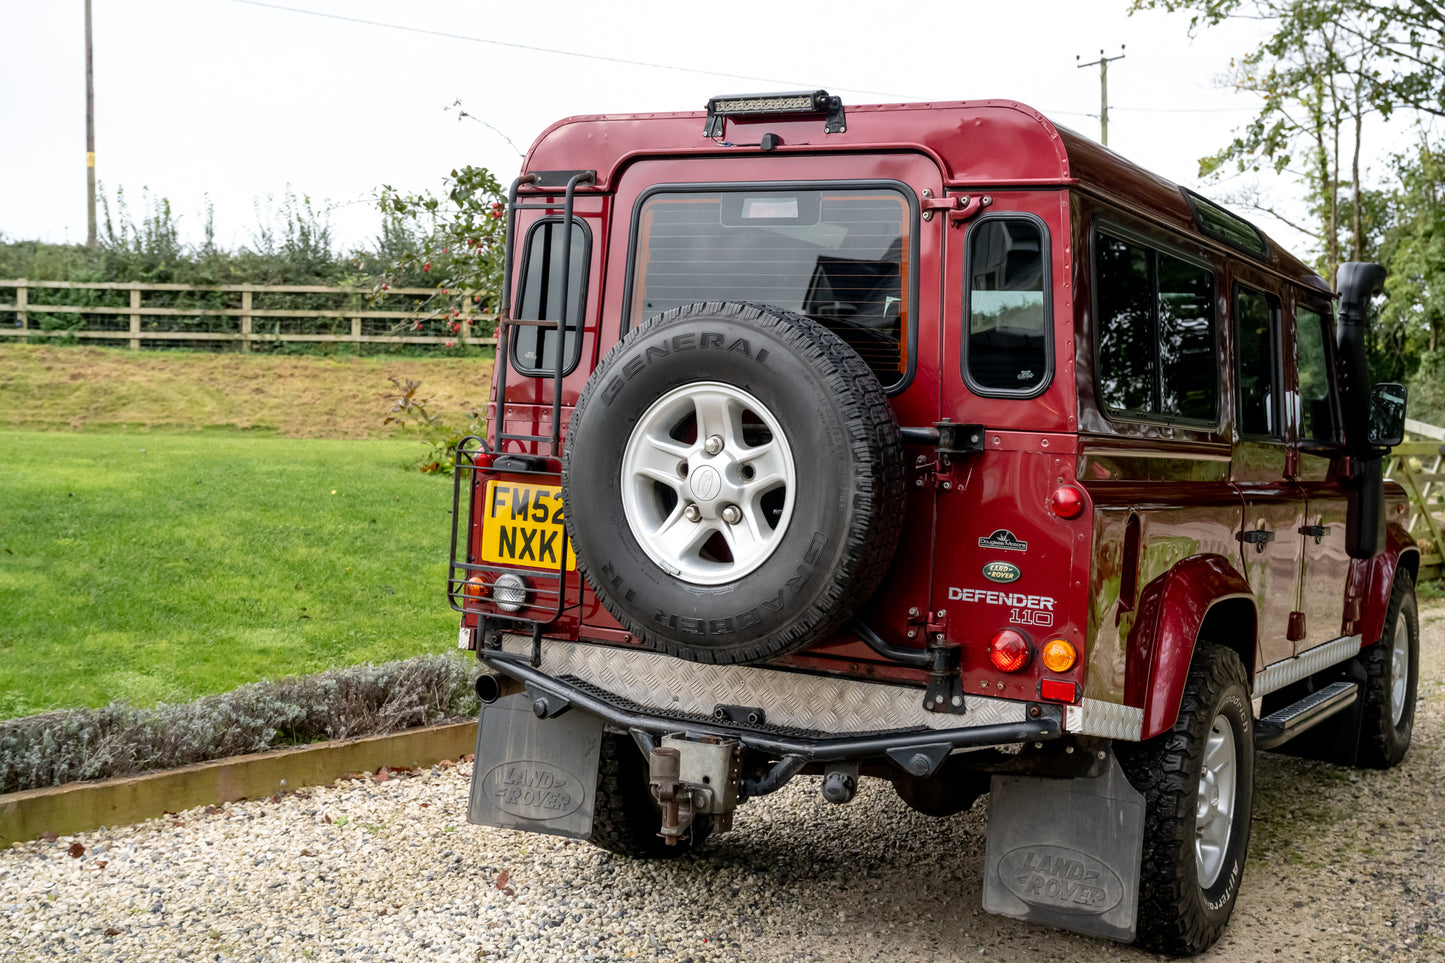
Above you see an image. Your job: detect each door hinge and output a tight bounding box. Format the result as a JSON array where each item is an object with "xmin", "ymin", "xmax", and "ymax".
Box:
[{"xmin": 920, "ymin": 192, "xmax": 993, "ymax": 224}]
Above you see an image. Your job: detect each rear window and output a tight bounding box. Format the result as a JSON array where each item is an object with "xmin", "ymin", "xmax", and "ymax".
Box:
[
  {"xmin": 512, "ymin": 217, "xmax": 589, "ymax": 375},
  {"xmin": 628, "ymin": 187, "xmax": 912, "ymax": 387},
  {"xmin": 965, "ymin": 217, "xmax": 1050, "ymax": 395}
]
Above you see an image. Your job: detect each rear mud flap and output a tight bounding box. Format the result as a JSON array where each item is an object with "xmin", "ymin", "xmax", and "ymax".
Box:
[
  {"xmin": 983, "ymin": 751, "xmax": 1144, "ymax": 942},
  {"xmin": 467, "ymin": 694, "xmax": 604, "ymax": 840}
]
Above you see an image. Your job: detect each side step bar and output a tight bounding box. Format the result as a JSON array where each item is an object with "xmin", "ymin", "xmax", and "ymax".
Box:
[{"xmin": 1255, "ymin": 681, "xmax": 1358, "ymax": 750}]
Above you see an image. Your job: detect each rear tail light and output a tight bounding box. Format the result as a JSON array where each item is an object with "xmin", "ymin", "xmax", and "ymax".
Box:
[
  {"xmin": 1050, "ymin": 485, "xmax": 1086, "ymax": 519},
  {"xmin": 988, "ymin": 629, "xmax": 1032, "ymax": 673}
]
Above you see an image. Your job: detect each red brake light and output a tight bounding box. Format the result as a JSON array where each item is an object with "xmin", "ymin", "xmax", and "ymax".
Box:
[
  {"xmin": 1051, "ymin": 485, "xmax": 1085, "ymax": 519},
  {"xmin": 988, "ymin": 629, "xmax": 1032, "ymax": 673}
]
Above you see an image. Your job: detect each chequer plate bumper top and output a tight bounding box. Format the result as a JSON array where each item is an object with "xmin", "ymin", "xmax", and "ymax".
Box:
[{"xmin": 497, "ymin": 635, "xmax": 1030, "ymax": 735}]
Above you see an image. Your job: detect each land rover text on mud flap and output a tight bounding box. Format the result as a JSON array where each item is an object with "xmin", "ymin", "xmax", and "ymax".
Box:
[{"xmin": 448, "ymin": 92, "xmax": 1417, "ymax": 956}]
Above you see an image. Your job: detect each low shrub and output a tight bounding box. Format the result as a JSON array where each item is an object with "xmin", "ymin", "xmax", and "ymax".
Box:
[{"xmin": 0, "ymin": 655, "xmax": 478, "ymax": 794}]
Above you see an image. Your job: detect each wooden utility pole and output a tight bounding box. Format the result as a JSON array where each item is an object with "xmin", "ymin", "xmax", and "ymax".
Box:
[
  {"xmin": 85, "ymin": 0, "xmax": 97, "ymax": 247},
  {"xmin": 1077, "ymin": 47, "xmax": 1126, "ymax": 146}
]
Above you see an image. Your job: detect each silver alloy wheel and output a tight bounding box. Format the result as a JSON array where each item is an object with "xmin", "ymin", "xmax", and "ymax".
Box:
[
  {"xmin": 620, "ymin": 382, "xmax": 795, "ymax": 585},
  {"xmin": 1389, "ymin": 614, "xmax": 1410, "ymax": 727},
  {"xmin": 1195, "ymin": 713, "xmax": 1238, "ymax": 888}
]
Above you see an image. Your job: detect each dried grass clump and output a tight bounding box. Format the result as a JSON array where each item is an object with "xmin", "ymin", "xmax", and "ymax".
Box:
[{"xmin": 0, "ymin": 655, "xmax": 478, "ymax": 794}]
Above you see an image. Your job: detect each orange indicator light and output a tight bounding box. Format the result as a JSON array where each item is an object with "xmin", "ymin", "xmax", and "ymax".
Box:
[{"xmin": 1041, "ymin": 638, "xmax": 1077, "ymax": 672}]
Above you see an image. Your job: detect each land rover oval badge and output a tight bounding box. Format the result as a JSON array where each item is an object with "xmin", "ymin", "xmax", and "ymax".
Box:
[{"xmin": 983, "ymin": 561, "xmax": 1022, "ymax": 584}]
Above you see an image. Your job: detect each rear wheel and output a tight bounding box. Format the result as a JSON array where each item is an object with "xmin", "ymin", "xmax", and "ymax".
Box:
[
  {"xmin": 588, "ymin": 733, "xmax": 710, "ymax": 859},
  {"xmin": 1356, "ymin": 570, "xmax": 1418, "ymax": 769},
  {"xmin": 1119, "ymin": 642, "xmax": 1254, "ymax": 956}
]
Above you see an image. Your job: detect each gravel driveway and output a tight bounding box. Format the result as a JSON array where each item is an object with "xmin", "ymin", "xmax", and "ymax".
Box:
[{"xmin": 5, "ymin": 600, "xmax": 1443, "ymax": 962}]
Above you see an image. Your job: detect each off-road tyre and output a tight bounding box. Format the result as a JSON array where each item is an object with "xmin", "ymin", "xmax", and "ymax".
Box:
[
  {"xmin": 564, "ymin": 301, "xmax": 906, "ymax": 664},
  {"xmin": 588, "ymin": 733, "xmax": 711, "ymax": 859},
  {"xmin": 1118, "ymin": 643, "xmax": 1254, "ymax": 957},
  {"xmin": 1356, "ymin": 570, "xmax": 1418, "ymax": 769}
]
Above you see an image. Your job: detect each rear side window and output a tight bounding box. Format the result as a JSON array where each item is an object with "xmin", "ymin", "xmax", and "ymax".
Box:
[
  {"xmin": 1095, "ymin": 231, "xmax": 1217, "ymax": 423},
  {"xmin": 1296, "ymin": 306, "xmax": 1339, "ymax": 444},
  {"xmin": 965, "ymin": 218, "xmax": 1050, "ymax": 395},
  {"xmin": 512, "ymin": 217, "xmax": 589, "ymax": 374},
  {"xmin": 1234, "ymin": 286, "xmax": 1280, "ymax": 438},
  {"xmin": 629, "ymin": 187, "xmax": 912, "ymax": 388}
]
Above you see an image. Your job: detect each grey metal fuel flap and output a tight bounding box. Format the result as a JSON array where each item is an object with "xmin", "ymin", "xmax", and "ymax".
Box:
[{"xmin": 648, "ymin": 735, "xmax": 741, "ymax": 843}]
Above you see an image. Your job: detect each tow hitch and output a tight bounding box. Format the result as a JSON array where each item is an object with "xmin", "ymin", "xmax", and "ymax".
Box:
[{"xmin": 648, "ymin": 735, "xmax": 740, "ymax": 843}]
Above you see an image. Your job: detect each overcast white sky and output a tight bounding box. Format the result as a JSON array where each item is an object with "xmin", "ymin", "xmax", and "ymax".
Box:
[{"xmin": 3, "ymin": 0, "xmax": 1328, "ymax": 256}]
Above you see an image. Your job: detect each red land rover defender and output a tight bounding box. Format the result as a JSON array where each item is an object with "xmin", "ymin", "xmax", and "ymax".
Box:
[{"xmin": 449, "ymin": 92, "xmax": 1416, "ymax": 956}]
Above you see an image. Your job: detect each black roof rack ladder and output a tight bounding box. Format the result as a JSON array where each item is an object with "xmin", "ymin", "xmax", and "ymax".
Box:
[{"xmin": 491, "ymin": 169, "xmax": 595, "ymax": 458}]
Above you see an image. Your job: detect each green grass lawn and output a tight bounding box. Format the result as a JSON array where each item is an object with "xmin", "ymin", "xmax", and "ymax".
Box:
[{"xmin": 0, "ymin": 431, "xmax": 461, "ymax": 719}]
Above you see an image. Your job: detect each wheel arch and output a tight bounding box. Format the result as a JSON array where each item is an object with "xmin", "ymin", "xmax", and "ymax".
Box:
[
  {"xmin": 1130, "ymin": 554, "xmax": 1256, "ymax": 741},
  {"xmin": 1357, "ymin": 521, "xmax": 1420, "ymax": 648}
]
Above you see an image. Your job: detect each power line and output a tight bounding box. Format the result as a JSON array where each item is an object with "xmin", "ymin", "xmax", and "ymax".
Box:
[{"xmin": 226, "ymin": 0, "xmax": 919, "ymax": 101}]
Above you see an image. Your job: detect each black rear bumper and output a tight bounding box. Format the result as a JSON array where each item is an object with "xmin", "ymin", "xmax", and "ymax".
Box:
[{"xmin": 481, "ymin": 652, "xmax": 1064, "ymax": 764}]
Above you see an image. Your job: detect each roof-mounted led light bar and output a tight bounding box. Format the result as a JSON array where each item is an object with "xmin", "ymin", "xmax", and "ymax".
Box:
[{"xmin": 703, "ymin": 89, "xmax": 846, "ymax": 138}]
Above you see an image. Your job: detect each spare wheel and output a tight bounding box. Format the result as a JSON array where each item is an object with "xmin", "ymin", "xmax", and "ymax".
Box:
[{"xmin": 563, "ymin": 301, "xmax": 906, "ymax": 664}]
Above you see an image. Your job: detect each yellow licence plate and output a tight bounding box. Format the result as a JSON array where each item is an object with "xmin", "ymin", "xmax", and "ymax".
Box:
[{"xmin": 479, "ymin": 481, "xmax": 574, "ymax": 571}]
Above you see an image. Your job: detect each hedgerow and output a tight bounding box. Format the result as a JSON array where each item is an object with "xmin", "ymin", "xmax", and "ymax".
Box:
[{"xmin": 0, "ymin": 655, "xmax": 478, "ymax": 794}]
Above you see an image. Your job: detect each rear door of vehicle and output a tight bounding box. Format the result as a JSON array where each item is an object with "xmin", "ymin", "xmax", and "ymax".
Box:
[
  {"xmin": 605, "ymin": 152, "xmax": 947, "ymax": 672},
  {"xmin": 1291, "ymin": 298, "xmax": 1351, "ymax": 649}
]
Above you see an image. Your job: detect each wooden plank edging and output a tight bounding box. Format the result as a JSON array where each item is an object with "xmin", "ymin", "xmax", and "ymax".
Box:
[{"xmin": 0, "ymin": 720, "xmax": 477, "ymax": 846}]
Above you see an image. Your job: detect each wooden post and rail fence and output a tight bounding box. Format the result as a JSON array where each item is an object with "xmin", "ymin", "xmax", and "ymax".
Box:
[
  {"xmin": 0, "ymin": 278, "xmax": 497, "ymax": 351},
  {"xmin": 2, "ymin": 278, "xmax": 1443, "ymax": 580},
  {"xmin": 1387, "ymin": 418, "xmax": 1445, "ymax": 583}
]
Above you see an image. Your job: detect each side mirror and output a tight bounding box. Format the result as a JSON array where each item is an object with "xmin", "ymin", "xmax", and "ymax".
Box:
[{"xmin": 1368, "ymin": 382, "xmax": 1407, "ymax": 448}]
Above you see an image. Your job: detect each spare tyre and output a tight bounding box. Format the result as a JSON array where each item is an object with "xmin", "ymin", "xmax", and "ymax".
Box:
[{"xmin": 563, "ymin": 301, "xmax": 906, "ymax": 664}]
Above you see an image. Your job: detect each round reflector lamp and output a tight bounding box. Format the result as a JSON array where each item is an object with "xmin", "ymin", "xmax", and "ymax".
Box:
[
  {"xmin": 1051, "ymin": 485, "xmax": 1086, "ymax": 519},
  {"xmin": 988, "ymin": 629, "xmax": 1032, "ymax": 673},
  {"xmin": 1041, "ymin": 638, "xmax": 1078, "ymax": 673},
  {"xmin": 493, "ymin": 573, "xmax": 529, "ymax": 612}
]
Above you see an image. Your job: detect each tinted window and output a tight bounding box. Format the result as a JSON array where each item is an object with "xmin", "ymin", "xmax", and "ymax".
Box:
[
  {"xmin": 966, "ymin": 219, "xmax": 1049, "ymax": 393},
  {"xmin": 1297, "ymin": 307, "xmax": 1338, "ymax": 444},
  {"xmin": 513, "ymin": 218, "xmax": 588, "ymax": 374},
  {"xmin": 631, "ymin": 189, "xmax": 910, "ymax": 386},
  {"xmin": 1234, "ymin": 286, "xmax": 1279, "ymax": 437},
  {"xmin": 1156, "ymin": 257, "xmax": 1215, "ymax": 418},
  {"xmin": 1096, "ymin": 235, "xmax": 1157, "ymax": 413},
  {"xmin": 1185, "ymin": 190, "xmax": 1268, "ymax": 257},
  {"xmin": 1095, "ymin": 231, "xmax": 1217, "ymax": 422}
]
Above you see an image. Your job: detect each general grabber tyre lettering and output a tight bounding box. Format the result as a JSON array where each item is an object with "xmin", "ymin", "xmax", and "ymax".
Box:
[
  {"xmin": 1118, "ymin": 642, "xmax": 1254, "ymax": 957},
  {"xmin": 563, "ymin": 301, "xmax": 906, "ymax": 664},
  {"xmin": 1356, "ymin": 569, "xmax": 1418, "ymax": 769},
  {"xmin": 588, "ymin": 732, "xmax": 710, "ymax": 859}
]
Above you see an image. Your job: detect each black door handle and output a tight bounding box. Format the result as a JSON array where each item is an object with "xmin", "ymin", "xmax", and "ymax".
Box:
[{"xmin": 1238, "ymin": 529, "xmax": 1276, "ymax": 552}]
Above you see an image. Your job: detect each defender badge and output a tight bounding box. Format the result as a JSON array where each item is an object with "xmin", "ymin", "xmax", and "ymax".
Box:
[
  {"xmin": 978, "ymin": 529, "xmax": 1029, "ymax": 552},
  {"xmin": 983, "ymin": 561, "xmax": 1022, "ymax": 583}
]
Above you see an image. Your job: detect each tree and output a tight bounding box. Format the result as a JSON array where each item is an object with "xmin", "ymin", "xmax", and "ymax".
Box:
[
  {"xmin": 1375, "ymin": 141, "xmax": 1445, "ymax": 415},
  {"xmin": 372, "ymin": 166, "xmax": 508, "ymax": 342},
  {"xmin": 1132, "ymin": 0, "xmax": 1394, "ymax": 285}
]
